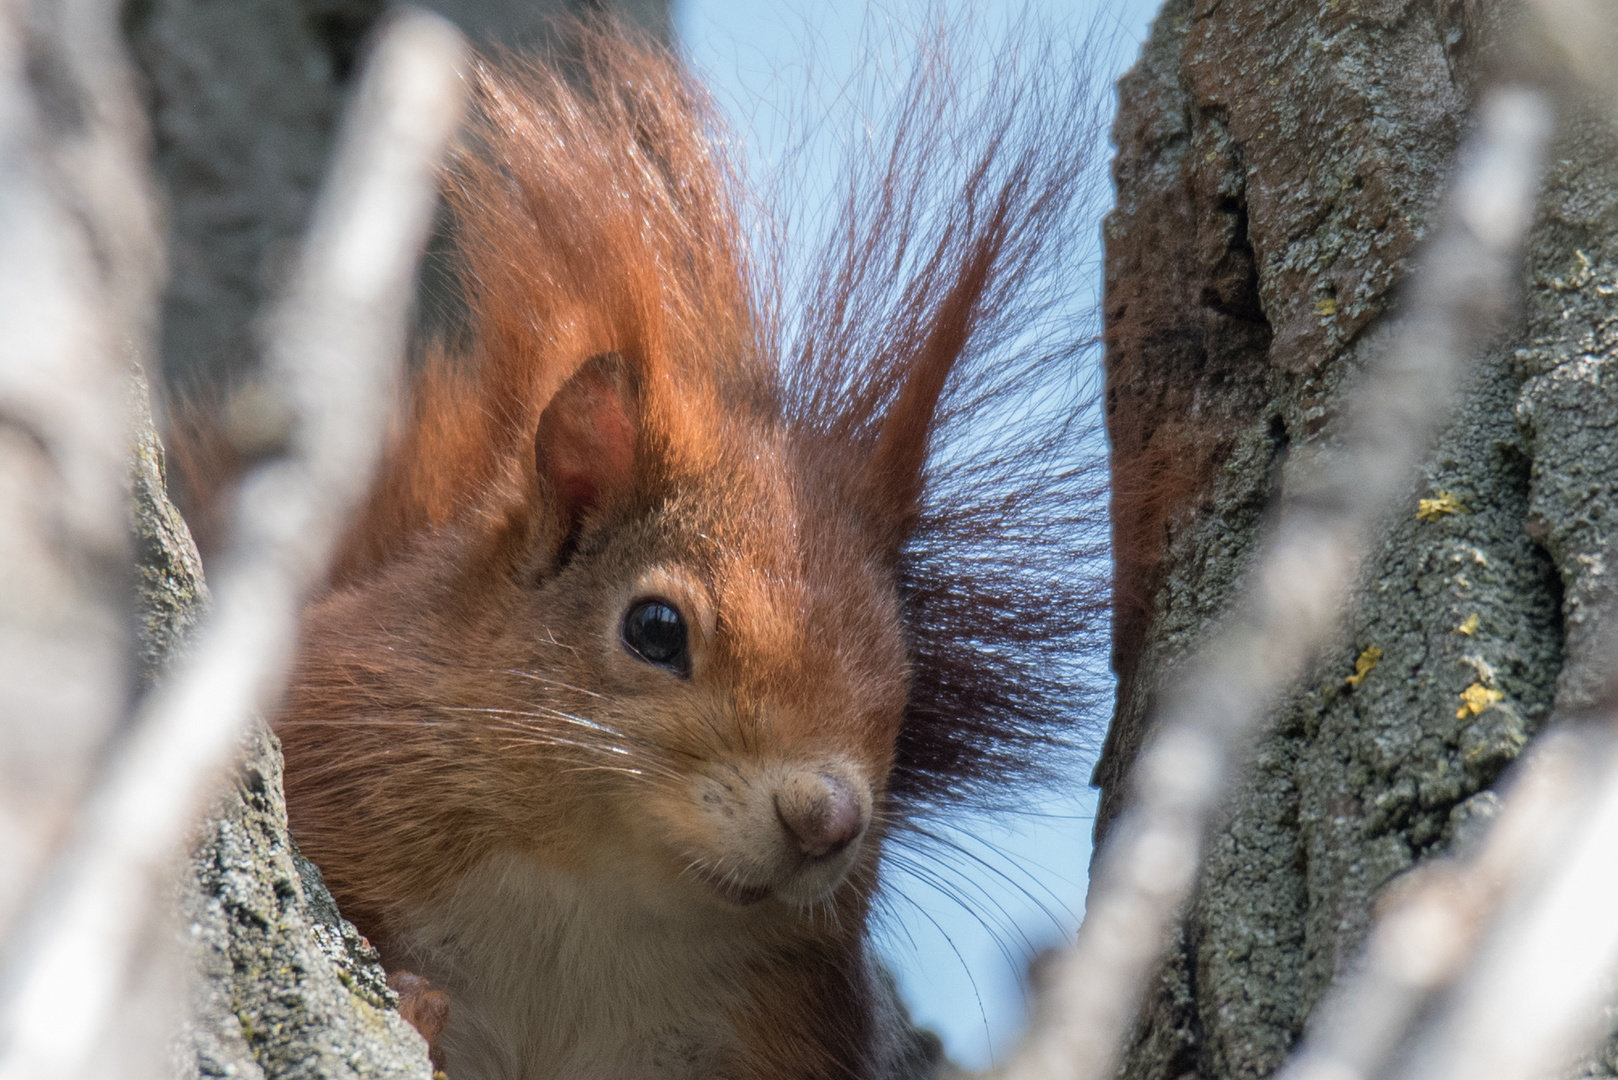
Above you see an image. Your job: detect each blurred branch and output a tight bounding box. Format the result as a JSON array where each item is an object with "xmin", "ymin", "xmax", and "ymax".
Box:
[
  {"xmin": 1385, "ymin": 728, "xmax": 1618, "ymax": 1080},
  {"xmin": 0, "ymin": 11, "xmax": 465, "ymax": 1078},
  {"xmin": 999, "ymin": 86, "xmax": 1554, "ymax": 1080},
  {"xmin": 1529, "ymin": 0, "xmax": 1618, "ymax": 115},
  {"xmin": 0, "ymin": 0, "xmax": 154, "ymax": 946},
  {"xmin": 1272, "ymin": 730, "xmax": 1597, "ymax": 1080},
  {"xmin": 34, "ymin": 0, "xmax": 165, "ymax": 346}
]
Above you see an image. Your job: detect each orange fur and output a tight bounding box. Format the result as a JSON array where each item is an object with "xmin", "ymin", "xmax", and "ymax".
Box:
[{"xmin": 276, "ymin": 19, "xmax": 1107, "ymax": 1079}]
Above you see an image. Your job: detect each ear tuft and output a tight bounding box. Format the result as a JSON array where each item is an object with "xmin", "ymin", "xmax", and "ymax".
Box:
[
  {"xmin": 535, "ymin": 351, "xmax": 641, "ymax": 542},
  {"xmin": 862, "ymin": 213, "xmax": 1004, "ymax": 557},
  {"xmin": 865, "ymin": 350, "xmax": 951, "ymax": 551}
]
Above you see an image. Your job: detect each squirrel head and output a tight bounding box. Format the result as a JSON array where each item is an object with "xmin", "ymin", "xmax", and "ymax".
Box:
[
  {"xmin": 289, "ymin": 329, "xmax": 953, "ymax": 923},
  {"xmin": 457, "ymin": 340, "xmax": 947, "ymax": 912}
]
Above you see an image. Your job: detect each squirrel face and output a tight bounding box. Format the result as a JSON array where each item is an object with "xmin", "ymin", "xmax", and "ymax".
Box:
[
  {"xmin": 476, "ymin": 351, "xmax": 911, "ymax": 915},
  {"xmin": 593, "ymin": 565, "xmax": 892, "ymax": 911},
  {"xmin": 506, "ymin": 542, "xmax": 903, "ymax": 913},
  {"xmin": 287, "ymin": 350, "xmax": 915, "ymax": 929}
]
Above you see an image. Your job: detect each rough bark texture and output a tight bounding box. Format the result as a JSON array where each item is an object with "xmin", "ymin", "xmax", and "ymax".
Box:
[
  {"xmin": 178, "ymin": 725, "xmax": 438, "ymax": 1080},
  {"xmin": 1100, "ymin": 3, "xmax": 1618, "ymax": 1079},
  {"xmin": 132, "ymin": 369, "xmax": 207, "ymax": 688}
]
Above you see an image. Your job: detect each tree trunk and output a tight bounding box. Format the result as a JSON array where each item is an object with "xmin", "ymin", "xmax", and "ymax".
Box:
[{"xmin": 1098, "ymin": 3, "xmax": 1618, "ymax": 1078}]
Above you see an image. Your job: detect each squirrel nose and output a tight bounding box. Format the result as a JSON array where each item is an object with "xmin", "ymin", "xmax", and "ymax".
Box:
[{"xmin": 774, "ymin": 771, "xmax": 868, "ymax": 859}]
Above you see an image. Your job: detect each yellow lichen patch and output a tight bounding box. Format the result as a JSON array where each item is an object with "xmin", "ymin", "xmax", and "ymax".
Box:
[
  {"xmin": 1457, "ymin": 682, "xmax": 1505, "ymax": 718},
  {"xmin": 1455, "ymin": 613, "xmax": 1480, "ymax": 636},
  {"xmin": 1315, "ymin": 296, "xmax": 1338, "ymax": 316},
  {"xmin": 1417, "ymin": 491, "xmax": 1469, "ymax": 522},
  {"xmin": 1345, "ymin": 645, "xmax": 1382, "ymax": 688}
]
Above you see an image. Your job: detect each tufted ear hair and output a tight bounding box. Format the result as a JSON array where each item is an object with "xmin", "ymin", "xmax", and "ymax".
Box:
[
  {"xmin": 864, "ymin": 346, "xmax": 953, "ymax": 555},
  {"xmin": 861, "ymin": 213, "xmax": 1004, "ymax": 558},
  {"xmin": 534, "ymin": 350, "xmax": 642, "ymax": 552}
]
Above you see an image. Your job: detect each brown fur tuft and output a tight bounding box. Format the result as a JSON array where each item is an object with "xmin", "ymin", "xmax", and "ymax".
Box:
[{"xmin": 767, "ymin": 22, "xmax": 1113, "ymax": 816}]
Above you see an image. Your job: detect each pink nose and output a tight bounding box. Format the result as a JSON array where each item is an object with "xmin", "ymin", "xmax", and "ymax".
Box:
[{"xmin": 774, "ymin": 772, "xmax": 868, "ymax": 859}]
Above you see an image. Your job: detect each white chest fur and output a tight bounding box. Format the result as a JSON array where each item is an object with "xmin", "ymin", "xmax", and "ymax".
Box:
[{"xmin": 393, "ymin": 853, "xmax": 756, "ymax": 1080}]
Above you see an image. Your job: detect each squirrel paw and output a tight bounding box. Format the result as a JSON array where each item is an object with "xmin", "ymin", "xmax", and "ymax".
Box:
[{"xmin": 388, "ymin": 970, "xmax": 451, "ymax": 1072}]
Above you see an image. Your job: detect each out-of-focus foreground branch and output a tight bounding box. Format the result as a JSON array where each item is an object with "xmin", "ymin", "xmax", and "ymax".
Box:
[
  {"xmin": 0, "ymin": 0, "xmax": 159, "ymax": 956},
  {"xmin": 0, "ymin": 8, "xmax": 464, "ymax": 1079}
]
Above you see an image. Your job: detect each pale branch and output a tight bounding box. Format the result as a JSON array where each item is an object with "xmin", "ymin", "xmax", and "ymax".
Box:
[
  {"xmin": 1387, "ymin": 728, "xmax": 1618, "ymax": 1080},
  {"xmin": 0, "ymin": 0, "xmax": 154, "ymax": 948},
  {"xmin": 1272, "ymin": 729, "xmax": 1598, "ymax": 1080},
  {"xmin": 1529, "ymin": 0, "xmax": 1618, "ymax": 119}
]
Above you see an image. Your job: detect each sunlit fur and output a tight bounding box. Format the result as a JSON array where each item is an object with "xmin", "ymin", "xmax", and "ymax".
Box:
[{"xmin": 277, "ymin": 18, "xmax": 1107, "ymax": 1079}]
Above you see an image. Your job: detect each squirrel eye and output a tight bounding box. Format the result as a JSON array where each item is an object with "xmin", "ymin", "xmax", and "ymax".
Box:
[{"xmin": 621, "ymin": 599, "xmax": 690, "ymax": 676}]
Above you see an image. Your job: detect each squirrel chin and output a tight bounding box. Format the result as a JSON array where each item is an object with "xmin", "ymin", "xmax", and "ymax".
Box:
[
  {"xmin": 679, "ymin": 842, "xmax": 866, "ymax": 911},
  {"xmin": 691, "ymin": 869, "xmax": 773, "ymax": 906}
]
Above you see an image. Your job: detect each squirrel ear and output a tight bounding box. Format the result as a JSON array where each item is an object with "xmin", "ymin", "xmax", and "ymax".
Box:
[
  {"xmin": 862, "ymin": 341, "xmax": 957, "ymax": 557},
  {"xmin": 535, "ymin": 351, "xmax": 641, "ymax": 541},
  {"xmin": 863, "ymin": 229, "xmax": 1000, "ymax": 555}
]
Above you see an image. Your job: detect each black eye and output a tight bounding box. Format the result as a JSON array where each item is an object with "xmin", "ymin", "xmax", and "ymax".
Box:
[{"xmin": 621, "ymin": 599, "xmax": 690, "ymax": 676}]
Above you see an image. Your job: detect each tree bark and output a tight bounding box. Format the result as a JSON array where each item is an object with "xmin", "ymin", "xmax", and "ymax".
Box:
[{"xmin": 1099, "ymin": 3, "xmax": 1618, "ymax": 1078}]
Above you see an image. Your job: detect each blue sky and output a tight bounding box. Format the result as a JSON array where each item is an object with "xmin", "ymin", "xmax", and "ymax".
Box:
[{"xmin": 672, "ymin": 0, "xmax": 1162, "ymax": 1069}]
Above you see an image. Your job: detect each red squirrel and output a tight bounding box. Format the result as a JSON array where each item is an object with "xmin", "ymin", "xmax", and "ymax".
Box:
[{"xmin": 274, "ymin": 20, "xmax": 1103, "ymax": 1080}]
